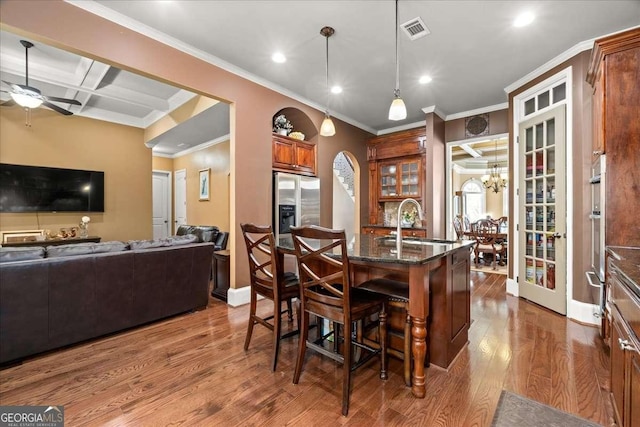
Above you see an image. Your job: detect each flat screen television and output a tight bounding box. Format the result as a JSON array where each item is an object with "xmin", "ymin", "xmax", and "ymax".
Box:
[{"xmin": 0, "ymin": 163, "xmax": 105, "ymax": 213}]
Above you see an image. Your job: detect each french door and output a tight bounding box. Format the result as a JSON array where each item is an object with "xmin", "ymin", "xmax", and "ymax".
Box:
[{"xmin": 518, "ymin": 105, "xmax": 566, "ymax": 314}]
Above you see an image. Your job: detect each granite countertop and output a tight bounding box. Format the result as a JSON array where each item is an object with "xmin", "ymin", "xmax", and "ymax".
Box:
[
  {"xmin": 278, "ymin": 233, "xmax": 474, "ymax": 265},
  {"xmin": 363, "ymin": 224, "xmax": 428, "ymax": 230},
  {"xmin": 607, "ymin": 246, "xmax": 640, "ymax": 296}
]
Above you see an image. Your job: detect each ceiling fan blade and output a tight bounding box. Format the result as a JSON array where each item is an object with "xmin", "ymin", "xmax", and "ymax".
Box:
[
  {"xmin": 44, "ymin": 95, "xmax": 82, "ymax": 106},
  {"xmin": 42, "ymin": 100, "xmax": 73, "ymax": 116}
]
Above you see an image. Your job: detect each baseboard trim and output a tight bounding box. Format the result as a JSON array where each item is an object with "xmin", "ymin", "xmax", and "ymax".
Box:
[
  {"xmin": 568, "ymin": 299, "xmax": 600, "ymax": 326},
  {"xmin": 226, "ymin": 286, "xmax": 254, "ymax": 307},
  {"xmin": 506, "ymin": 278, "xmax": 518, "ymax": 297}
]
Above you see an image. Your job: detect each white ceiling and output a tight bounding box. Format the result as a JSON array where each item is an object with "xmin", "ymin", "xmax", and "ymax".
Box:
[{"xmin": 1, "ymin": 1, "xmax": 638, "ymax": 156}]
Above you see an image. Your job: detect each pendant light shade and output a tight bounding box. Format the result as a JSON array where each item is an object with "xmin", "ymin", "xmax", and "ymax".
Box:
[
  {"xmin": 320, "ymin": 26, "xmax": 336, "ymax": 137},
  {"xmin": 321, "ymin": 114, "xmax": 336, "ymax": 136},
  {"xmin": 389, "ymin": 0, "xmax": 407, "ymax": 121}
]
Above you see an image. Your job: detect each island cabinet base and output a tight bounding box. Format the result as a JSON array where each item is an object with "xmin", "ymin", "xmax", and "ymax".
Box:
[{"xmin": 351, "ymin": 247, "xmax": 471, "ymax": 369}]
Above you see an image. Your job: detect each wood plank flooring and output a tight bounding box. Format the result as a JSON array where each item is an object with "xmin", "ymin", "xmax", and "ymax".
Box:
[{"xmin": 0, "ymin": 272, "xmax": 614, "ymax": 426}]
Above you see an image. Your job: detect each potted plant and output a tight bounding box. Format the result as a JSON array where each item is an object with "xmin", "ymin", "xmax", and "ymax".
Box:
[{"xmin": 273, "ymin": 114, "xmax": 293, "ymax": 136}]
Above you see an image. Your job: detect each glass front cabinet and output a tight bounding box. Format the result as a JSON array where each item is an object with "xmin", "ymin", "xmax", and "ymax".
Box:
[{"xmin": 378, "ymin": 157, "xmax": 421, "ymax": 199}]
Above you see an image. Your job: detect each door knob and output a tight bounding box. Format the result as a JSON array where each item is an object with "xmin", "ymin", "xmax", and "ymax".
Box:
[
  {"xmin": 618, "ymin": 338, "xmax": 636, "ymax": 352},
  {"xmin": 552, "ymin": 232, "xmax": 562, "ymax": 238}
]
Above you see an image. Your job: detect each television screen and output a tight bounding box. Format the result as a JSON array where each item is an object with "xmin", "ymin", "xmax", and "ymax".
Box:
[{"xmin": 0, "ymin": 163, "xmax": 105, "ymax": 213}]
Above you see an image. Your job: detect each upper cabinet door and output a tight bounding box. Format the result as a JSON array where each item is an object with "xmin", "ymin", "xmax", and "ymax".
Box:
[
  {"xmin": 272, "ymin": 134, "xmax": 317, "ymax": 176},
  {"xmin": 378, "ymin": 157, "xmax": 421, "ymax": 199}
]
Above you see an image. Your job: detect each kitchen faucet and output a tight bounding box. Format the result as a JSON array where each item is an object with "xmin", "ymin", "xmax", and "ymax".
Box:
[{"xmin": 396, "ymin": 198, "xmax": 424, "ymax": 253}]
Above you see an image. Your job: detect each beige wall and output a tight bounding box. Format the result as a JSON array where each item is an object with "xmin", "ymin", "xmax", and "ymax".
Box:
[
  {"xmin": 0, "ymin": 1, "xmax": 373, "ymax": 291},
  {"xmin": 452, "ymin": 171, "xmax": 505, "ymax": 219},
  {"xmin": 173, "ymin": 141, "xmax": 230, "ymax": 232},
  {"xmin": 0, "ymin": 106, "xmax": 151, "ymax": 241}
]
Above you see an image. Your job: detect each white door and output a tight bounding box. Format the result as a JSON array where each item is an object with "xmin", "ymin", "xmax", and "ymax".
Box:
[
  {"xmin": 519, "ymin": 105, "xmax": 566, "ymax": 314},
  {"xmin": 175, "ymin": 169, "xmax": 187, "ymax": 230},
  {"xmin": 152, "ymin": 171, "xmax": 171, "ymax": 239}
]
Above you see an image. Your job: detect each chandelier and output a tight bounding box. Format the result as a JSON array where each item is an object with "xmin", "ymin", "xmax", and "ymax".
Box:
[{"xmin": 482, "ymin": 140, "xmax": 508, "ymax": 193}]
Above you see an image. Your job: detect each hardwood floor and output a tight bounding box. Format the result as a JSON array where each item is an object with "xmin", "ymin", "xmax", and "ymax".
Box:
[{"xmin": 0, "ymin": 272, "xmax": 613, "ymax": 426}]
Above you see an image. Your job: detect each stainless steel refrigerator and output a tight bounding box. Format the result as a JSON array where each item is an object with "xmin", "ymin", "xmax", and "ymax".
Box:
[{"xmin": 273, "ymin": 172, "xmax": 320, "ymax": 240}]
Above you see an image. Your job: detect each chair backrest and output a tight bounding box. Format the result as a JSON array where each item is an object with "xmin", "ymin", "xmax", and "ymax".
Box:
[
  {"xmin": 290, "ymin": 225, "xmax": 351, "ymax": 323},
  {"xmin": 472, "ymin": 219, "xmax": 499, "ymax": 245},
  {"xmin": 453, "ymin": 216, "xmax": 464, "ymax": 239},
  {"xmin": 497, "ymin": 216, "xmax": 508, "ymax": 232},
  {"xmin": 463, "ymin": 215, "xmax": 471, "ymax": 232},
  {"xmin": 240, "ymin": 223, "xmax": 279, "ymax": 299}
]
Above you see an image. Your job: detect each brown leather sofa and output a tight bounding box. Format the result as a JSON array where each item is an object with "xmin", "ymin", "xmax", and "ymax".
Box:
[{"xmin": 0, "ymin": 239, "xmax": 214, "ymax": 365}]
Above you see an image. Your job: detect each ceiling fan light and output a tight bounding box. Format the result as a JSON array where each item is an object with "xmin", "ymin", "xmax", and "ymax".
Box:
[
  {"xmin": 320, "ymin": 114, "xmax": 336, "ymax": 137},
  {"xmin": 388, "ymin": 96, "xmax": 407, "ymax": 120},
  {"xmin": 10, "ymin": 92, "xmax": 43, "ymax": 109}
]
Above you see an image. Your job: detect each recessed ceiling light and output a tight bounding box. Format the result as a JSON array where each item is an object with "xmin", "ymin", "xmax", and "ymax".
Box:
[
  {"xmin": 513, "ymin": 12, "xmax": 535, "ymax": 27},
  {"xmin": 331, "ymin": 86, "xmax": 342, "ymax": 94},
  {"xmin": 419, "ymin": 75, "xmax": 433, "ymax": 84},
  {"xmin": 271, "ymin": 52, "xmax": 286, "ymax": 63}
]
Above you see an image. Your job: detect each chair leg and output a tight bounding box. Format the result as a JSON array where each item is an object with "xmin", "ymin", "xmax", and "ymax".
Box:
[
  {"xmin": 342, "ymin": 319, "xmax": 352, "ymax": 416},
  {"xmin": 286, "ymin": 298, "xmax": 294, "ymax": 322},
  {"xmin": 293, "ymin": 310, "xmax": 309, "ymax": 384},
  {"xmin": 492, "ymin": 250, "xmax": 497, "ymax": 270},
  {"xmin": 272, "ymin": 299, "xmax": 282, "ymax": 372},
  {"xmin": 403, "ymin": 305, "xmax": 411, "ymax": 386},
  {"xmin": 244, "ymin": 291, "xmax": 257, "ymax": 351},
  {"xmin": 379, "ymin": 303, "xmax": 388, "ymax": 381}
]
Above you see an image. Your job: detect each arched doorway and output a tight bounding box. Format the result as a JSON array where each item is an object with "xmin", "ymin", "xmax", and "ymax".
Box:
[{"xmin": 332, "ymin": 150, "xmax": 359, "ymax": 236}]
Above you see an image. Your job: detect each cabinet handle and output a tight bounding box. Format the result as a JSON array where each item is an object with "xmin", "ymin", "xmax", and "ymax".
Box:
[
  {"xmin": 593, "ymin": 150, "xmax": 602, "ymax": 155},
  {"xmin": 618, "ymin": 338, "xmax": 637, "ymax": 352}
]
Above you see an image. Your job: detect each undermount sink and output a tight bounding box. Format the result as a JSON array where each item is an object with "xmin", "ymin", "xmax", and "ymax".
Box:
[{"xmin": 374, "ymin": 236, "xmax": 458, "ymax": 246}]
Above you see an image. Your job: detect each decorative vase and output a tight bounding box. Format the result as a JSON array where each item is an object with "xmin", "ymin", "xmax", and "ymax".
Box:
[
  {"xmin": 79, "ymin": 223, "xmax": 89, "ymax": 238},
  {"xmin": 277, "ymin": 129, "xmax": 288, "ymax": 136},
  {"xmin": 401, "ymin": 219, "xmax": 413, "ymax": 228}
]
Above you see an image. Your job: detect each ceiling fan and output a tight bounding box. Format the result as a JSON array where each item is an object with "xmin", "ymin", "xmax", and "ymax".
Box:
[{"xmin": 1, "ymin": 40, "xmax": 81, "ymax": 116}]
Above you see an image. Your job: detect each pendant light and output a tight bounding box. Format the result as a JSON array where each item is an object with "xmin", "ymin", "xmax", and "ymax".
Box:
[
  {"xmin": 388, "ymin": 0, "xmax": 407, "ymax": 121},
  {"xmin": 320, "ymin": 26, "xmax": 336, "ymax": 137}
]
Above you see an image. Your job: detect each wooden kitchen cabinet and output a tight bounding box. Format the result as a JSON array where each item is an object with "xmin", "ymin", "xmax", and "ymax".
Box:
[
  {"xmin": 378, "ymin": 157, "xmax": 421, "ymax": 199},
  {"xmin": 361, "ymin": 226, "xmax": 427, "ymax": 238},
  {"xmin": 272, "ymin": 134, "xmax": 317, "ymax": 176},
  {"xmin": 587, "ymin": 28, "xmax": 640, "ymax": 247},
  {"xmin": 367, "ymin": 128, "xmax": 427, "ymax": 225},
  {"xmin": 607, "ymin": 246, "xmax": 640, "ymax": 427}
]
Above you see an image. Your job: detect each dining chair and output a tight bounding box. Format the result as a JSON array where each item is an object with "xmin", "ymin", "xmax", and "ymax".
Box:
[
  {"xmin": 471, "ymin": 219, "xmax": 506, "ymax": 270},
  {"xmin": 290, "ymin": 225, "xmax": 388, "ymax": 416},
  {"xmin": 240, "ymin": 223, "xmax": 300, "ymax": 372}
]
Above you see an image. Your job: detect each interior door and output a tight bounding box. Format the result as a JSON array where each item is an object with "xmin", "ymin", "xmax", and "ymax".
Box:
[
  {"xmin": 152, "ymin": 171, "xmax": 170, "ymax": 239},
  {"xmin": 175, "ymin": 169, "xmax": 187, "ymax": 230},
  {"xmin": 519, "ymin": 105, "xmax": 566, "ymax": 314}
]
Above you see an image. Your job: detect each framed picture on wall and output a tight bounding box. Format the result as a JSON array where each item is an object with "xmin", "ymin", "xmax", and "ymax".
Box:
[
  {"xmin": 199, "ymin": 168, "xmax": 210, "ymax": 201},
  {"xmin": 1, "ymin": 229, "xmax": 44, "ymax": 244}
]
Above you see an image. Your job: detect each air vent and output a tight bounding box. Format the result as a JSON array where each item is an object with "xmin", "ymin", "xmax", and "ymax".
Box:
[{"xmin": 400, "ymin": 17, "xmax": 430, "ymax": 41}]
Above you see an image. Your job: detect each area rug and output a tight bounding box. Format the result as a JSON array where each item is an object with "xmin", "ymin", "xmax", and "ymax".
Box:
[{"xmin": 491, "ymin": 390, "xmax": 602, "ymax": 427}]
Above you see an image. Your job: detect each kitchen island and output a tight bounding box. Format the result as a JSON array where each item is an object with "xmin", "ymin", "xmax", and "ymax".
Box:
[{"xmin": 278, "ymin": 233, "xmax": 475, "ymax": 398}]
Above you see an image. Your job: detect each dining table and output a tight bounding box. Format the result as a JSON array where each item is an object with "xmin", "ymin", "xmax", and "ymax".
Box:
[{"xmin": 277, "ymin": 233, "xmax": 475, "ymax": 398}]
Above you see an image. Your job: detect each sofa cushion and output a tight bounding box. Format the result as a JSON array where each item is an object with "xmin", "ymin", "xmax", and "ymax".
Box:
[
  {"xmin": 0, "ymin": 246, "xmax": 46, "ymax": 263},
  {"xmin": 46, "ymin": 243, "xmax": 95, "ymax": 258},
  {"xmin": 166, "ymin": 234, "xmax": 198, "ymax": 246},
  {"xmin": 176, "ymin": 225, "xmax": 219, "ymax": 243},
  {"xmin": 92, "ymin": 241, "xmax": 129, "ymax": 253},
  {"xmin": 128, "ymin": 239, "xmax": 169, "ymax": 250}
]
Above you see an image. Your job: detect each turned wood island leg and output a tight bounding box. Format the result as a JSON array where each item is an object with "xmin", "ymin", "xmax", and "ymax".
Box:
[
  {"xmin": 410, "ymin": 316, "xmax": 427, "ymax": 397},
  {"xmin": 408, "ymin": 262, "xmax": 430, "ymax": 398}
]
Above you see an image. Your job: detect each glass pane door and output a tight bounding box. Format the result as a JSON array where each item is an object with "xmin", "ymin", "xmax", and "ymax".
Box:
[
  {"xmin": 400, "ymin": 160, "xmax": 419, "ymax": 196},
  {"xmin": 380, "ymin": 164, "xmax": 397, "ymax": 197},
  {"xmin": 519, "ymin": 105, "xmax": 566, "ymax": 314}
]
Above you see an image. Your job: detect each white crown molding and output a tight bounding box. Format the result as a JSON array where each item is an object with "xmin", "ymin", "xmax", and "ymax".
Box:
[
  {"xmin": 505, "ymin": 25, "xmax": 640, "ymax": 94},
  {"xmin": 66, "ymin": 0, "xmax": 376, "ymax": 135},
  {"xmin": 421, "ymin": 104, "xmax": 446, "ymax": 119},
  {"xmin": 155, "ymin": 133, "xmax": 231, "ymax": 158},
  {"xmin": 445, "ymin": 103, "xmax": 509, "ymax": 121},
  {"xmin": 377, "ymin": 120, "xmax": 426, "ymax": 136}
]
